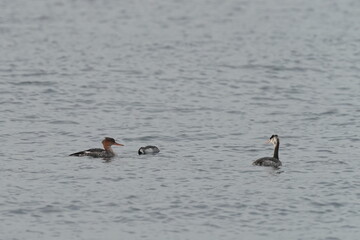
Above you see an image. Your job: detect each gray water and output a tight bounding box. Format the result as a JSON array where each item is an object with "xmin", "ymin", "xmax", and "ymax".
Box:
[{"xmin": 1, "ymin": 0, "xmax": 360, "ymax": 239}]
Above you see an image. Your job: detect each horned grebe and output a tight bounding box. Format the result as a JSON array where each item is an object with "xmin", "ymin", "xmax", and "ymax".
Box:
[
  {"xmin": 138, "ymin": 146, "xmax": 160, "ymax": 155},
  {"xmin": 253, "ymin": 135, "xmax": 282, "ymax": 168}
]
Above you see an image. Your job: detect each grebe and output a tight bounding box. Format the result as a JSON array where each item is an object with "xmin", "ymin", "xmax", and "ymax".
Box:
[
  {"xmin": 138, "ymin": 146, "xmax": 160, "ymax": 155},
  {"xmin": 69, "ymin": 137, "xmax": 124, "ymax": 158},
  {"xmin": 253, "ymin": 135, "xmax": 282, "ymax": 168}
]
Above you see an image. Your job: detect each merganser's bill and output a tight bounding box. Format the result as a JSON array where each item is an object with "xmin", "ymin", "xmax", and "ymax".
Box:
[
  {"xmin": 138, "ymin": 146, "xmax": 160, "ymax": 155},
  {"xmin": 69, "ymin": 137, "xmax": 124, "ymax": 158}
]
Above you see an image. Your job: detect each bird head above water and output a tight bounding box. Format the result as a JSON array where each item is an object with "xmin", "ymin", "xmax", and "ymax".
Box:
[
  {"xmin": 102, "ymin": 137, "xmax": 124, "ymax": 148},
  {"xmin": 266, "ymin": 135, "xmax": 279, "ymax": 146}
]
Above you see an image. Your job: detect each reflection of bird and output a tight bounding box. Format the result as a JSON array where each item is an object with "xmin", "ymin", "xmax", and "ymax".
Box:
[
  {"xmin": 69, "ymin": 137, "xmax": 124, "ymax": 158},
  {"xmin": 138, "ymin": 146, "xmax": 160, "ymax": 155},
  {"xmin": 253, "ymin": 135, "xmax": 282, "ymax": 167}
]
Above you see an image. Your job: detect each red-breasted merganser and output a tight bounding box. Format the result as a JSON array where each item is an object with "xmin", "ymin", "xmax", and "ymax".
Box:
[
  {"xmin": 253, "ymin": 135, "xmax": 282, "ymax": 168},
  {"xmin": 138, "ymin": 146, "xmax": 160, "ymax": 155},
  {"xmin": 69, "ymin": 137, "xmax": 124, "ymax": 158}
]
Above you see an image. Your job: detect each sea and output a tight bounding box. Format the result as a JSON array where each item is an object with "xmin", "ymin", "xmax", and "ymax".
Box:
[{"xmin": 1, "ymin": 0, "xmax": 360, "ymax": 239}]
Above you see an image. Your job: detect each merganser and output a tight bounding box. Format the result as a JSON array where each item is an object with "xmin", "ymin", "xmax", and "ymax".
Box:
[
  {"xmin": 69, "ymin": 137, "xmax": 124, "ymax": 158},
  {"xmin": 253, "ymin": 135, "xmax": 282, "ymax": 168},
  {"xmin": 138, "ymin": 146, "xmax": 160, "ymax": 155}
]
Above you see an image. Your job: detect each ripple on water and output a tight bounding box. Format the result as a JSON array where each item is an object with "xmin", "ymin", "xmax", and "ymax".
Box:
[
  {"xmin": 10, "ymin": 80, "xmax": 57, "ymax": 86},
  {"xmin": 48, "ymin": 120, "xmax": 80, "ymax": 125}
]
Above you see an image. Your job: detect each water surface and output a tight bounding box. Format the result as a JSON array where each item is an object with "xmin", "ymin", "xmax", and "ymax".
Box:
[{"xmin": 1, "ymin": 0, "xmax": 360, "ymax": 239}]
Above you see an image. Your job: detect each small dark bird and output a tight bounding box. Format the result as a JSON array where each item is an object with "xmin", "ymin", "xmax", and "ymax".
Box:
[
  {"xmin": 253, "ymin": 135, "xmax": 282, "ymax": 168},
  {"xmin": 138, "ymin": 146, "xmax": 160, "ymax": 155},
  {"xmin": 69, "ymin": 137, "xmax": 124, "ymax": 158}
]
